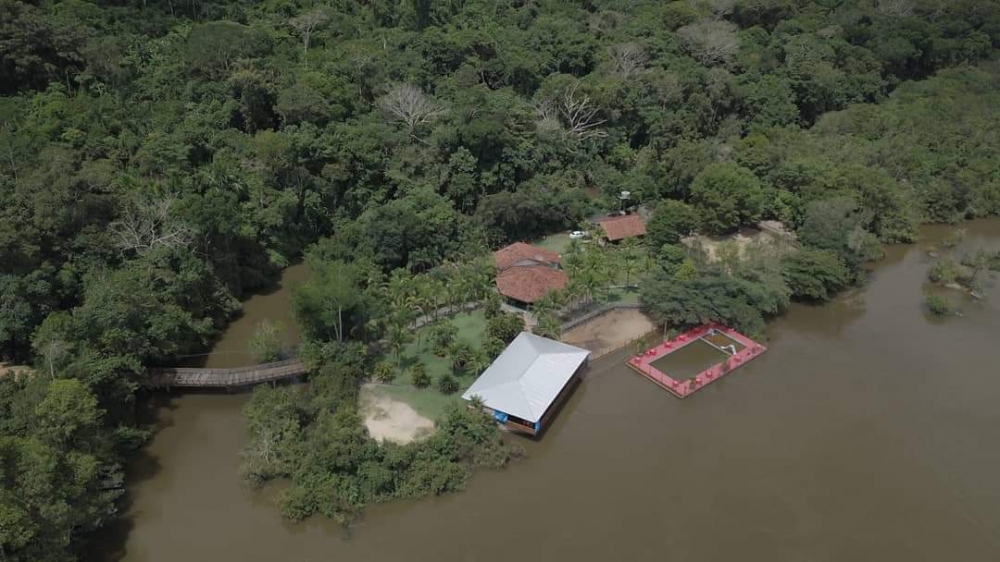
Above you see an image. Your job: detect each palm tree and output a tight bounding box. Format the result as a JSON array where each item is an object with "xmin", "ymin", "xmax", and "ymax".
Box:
[
  {"xmin": 563, "ymin": 239, "xmax": 584, "ymax": 276},
  {"xmin": 386, "ymin": 319, "xmax": 412, "ymax": 367},
  {"xmin": 468, "ymin": 255, "xmax": 496, "ymax": 301},
  {"xmin": 405, "ymin": 285, "xmax": 430, "ymax": 348},
  {"xmin": 384, "ymin": 268, "xmax": 415, "ymax": 315},
  {"xmin": 468, "ymin": 394, "xmax": 487, "ymax": 413},
  {"xmin": 576, "ymin": 249, "xmax": 606, "ymax": 303},
  {"xmin": 535, "ymin": 310, "xmax": 562, "ymax": 339},
  {"xmin": 442, "ymin": 262, "xmax": 466, "ymax": 313},
  {"xmin": 619, "ymin": 238, "xmax": 642, "ymax": 288},
  {"xmin": 422, "ymin": 276, "xmax": 445, "ymax": 321},
  {"xmin": 639, "ymin": 250, "xmax": 656, "ymax": 277},
  {"xmin": 564, "ymin": 279, "xmax": 587, "ymax": 311},
  {"xmin": 533, "ymin": 291, "xmax": 556, "ymax": 316},
  {"xmin": 579, "ymin": 269, "xmax": 601, "ymax": 305},
  {"xmin": 467, "ymin": 350, "xmax": 492, "ymax": 378},
  {"xmin": 600, "ymin": 246, "xmax": 621, "ymax": 299}
]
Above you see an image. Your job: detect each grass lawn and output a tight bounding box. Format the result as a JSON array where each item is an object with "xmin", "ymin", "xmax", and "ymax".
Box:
[
  {"xmin": 607, "ymin": 287, "xmax": 641, "ymax": 305},
  {"xmin": 377, "ymin": 310, "xmax": 488, "ymax": 421},
  {"xmin": 367, "ymin": 384, "xmax": 462, "ymax": 422},
  {"xmin": 533, "ymin": 232, "xmax": 573, "ymax": 254}
]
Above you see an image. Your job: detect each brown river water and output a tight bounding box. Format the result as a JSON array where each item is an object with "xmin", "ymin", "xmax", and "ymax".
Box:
[{"xmin": 95, "ymin": 221, "xmax": 1000, "ymax": 561}]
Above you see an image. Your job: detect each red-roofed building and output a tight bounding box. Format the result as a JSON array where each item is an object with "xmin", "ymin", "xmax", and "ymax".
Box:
[
  {"xmin": 594, "ymin": 214, "xmax": 646, "ymax": 242},
  {"xmin": 496, "ymin": 266, "xmax": 568, "ymax": 306},
  {"xmin": 493, "ymin": 243, "xmax": 568, "ymax": 306},
  {"xmin": 494, "ymin": 242, "xmax": 562, "ymax": 270}
]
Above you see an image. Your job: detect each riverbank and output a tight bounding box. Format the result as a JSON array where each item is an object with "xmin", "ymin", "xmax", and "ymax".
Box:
[
  {"xmin": 94, "ymin": 221, "xmax": 1000, "ymax": 562},
  {"xmin": 561, "ymin": 307, "xmax": 655, "ymax": 357},
  {"xmin": 96, "ymin": 221, "xmax": 1000, "ymax": 562}
]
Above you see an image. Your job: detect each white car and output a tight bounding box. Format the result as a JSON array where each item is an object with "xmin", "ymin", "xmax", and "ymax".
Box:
[{"xmin": 569, "ymin": 230, "xmax": 587, "ymax": 239}]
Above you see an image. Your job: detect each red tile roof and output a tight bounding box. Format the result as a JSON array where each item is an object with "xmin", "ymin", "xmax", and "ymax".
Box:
[
  {"xmin": 496, "ymin": 265, "xmax": 568, "ymax": 304},
  {"xmin": 494, "ymin": 242, "xmax": 562, "ymax": 271},
  {"xmin": 595, "ymin": 215, "xmax": 646, "ymax": 241}
]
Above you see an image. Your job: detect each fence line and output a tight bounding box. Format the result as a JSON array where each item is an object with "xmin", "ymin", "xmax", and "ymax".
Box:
[
  {"xmin": 560, "ymin": 302, "xmax": 642, "ymax": 333},
  {"xmin": 589, "ymin": 329, "xmax": 660, "ymax": 362},
  {"xmin": 410, "ymin": 302, "xmax": 482, "ymax": 330}
]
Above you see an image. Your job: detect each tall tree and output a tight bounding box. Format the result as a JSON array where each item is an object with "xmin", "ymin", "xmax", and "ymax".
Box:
[
  {"xmin": 293, "ymin": 260, "xmax": 363, "ymax": 342},
  {"xmin": 289, "ymin": 8, "xmax": 329, "ymax": 55}
]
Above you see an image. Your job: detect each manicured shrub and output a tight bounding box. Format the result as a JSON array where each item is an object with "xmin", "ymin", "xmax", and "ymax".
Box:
[
  {"xmin": 483, "ymin": 337, "xmax": 506, "ymax": 359},
  {"xmin": 428, "ymin": 322, "xmax": 457, "ymax": 356},
  {"xmin": 437, "ymin": 373, "xmax": 459, "ymax": 394},
  {"xmin": 486, "ymin": 313, "xmax": 524, "ymax": 344},
  {"xmin": 410, "ymin": 362, "xmax": 430, "ymax": 387},
  {"xmin": 373, "ymin": 361, "xmax": 395, "ymax": 383},
  {"xmin": 449, "ymin": 341, "xmax": 474, "ymax": 372}
]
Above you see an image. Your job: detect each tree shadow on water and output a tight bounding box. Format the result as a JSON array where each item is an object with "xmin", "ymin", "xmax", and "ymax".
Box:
[
  {"xmin": 84, "ymin": 392, "xmax": 181, "ymax": 561},
  {"xmin": 82, "ymin": 443, "xmax": 161, "ymax": 562}
]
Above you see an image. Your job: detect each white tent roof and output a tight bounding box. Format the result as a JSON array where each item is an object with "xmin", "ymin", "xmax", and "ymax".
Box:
[{"xmin": 462, "ymin": 332, "xmax": 590, "ymax": 423}]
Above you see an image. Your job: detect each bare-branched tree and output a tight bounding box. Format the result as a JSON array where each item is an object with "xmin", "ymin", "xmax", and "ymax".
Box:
[
  {"xmin": 378, "ymin": 83, "xmax": 446, "ymax": 136},
  {"xmin": 560, "ymin": 82, "xmax": 608, "ymax": 139},
  {"xmin": 290, "ymin": 8, "xmax": 329, "ymax": 55},
  {"xmin": 109, "ymin": 197, "xmax": 195, "ymax": 256},
  {"xmin": 677, "ymin": 20, "xmax": 740, "ymax": 66},
  {"xmin": 608, "ymin": 42, "xmax": 649, "ymax": 79},
  {"xmin": 874, "ymin": 0, "xmax": 914, "ymax": 18},
  {"xmin": 532, "ymin": 82, "xmax": 608, "ymax": 139},
  {"xmin": 650, "ymin": 71, "xmax": 683, "ymax": 107}
]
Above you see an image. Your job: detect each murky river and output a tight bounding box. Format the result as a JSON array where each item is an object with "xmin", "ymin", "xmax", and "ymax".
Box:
[
  {"xmin": 97, "ymin": 221, "xmax": 1000, "ymax": 561},
  {"xmin": 183, "ymin": 262, "xmax": 309, "ymax": 369}
]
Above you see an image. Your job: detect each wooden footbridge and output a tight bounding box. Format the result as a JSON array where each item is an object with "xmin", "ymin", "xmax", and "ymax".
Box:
[{"xmin": 145, "ymin": 358, "xmax": 307, "ymax": 389}]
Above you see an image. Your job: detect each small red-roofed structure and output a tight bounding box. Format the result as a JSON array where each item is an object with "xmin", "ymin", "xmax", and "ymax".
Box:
[{"xmin": 594, "ymin": 214, "xmax": 646, "ymax": 242}]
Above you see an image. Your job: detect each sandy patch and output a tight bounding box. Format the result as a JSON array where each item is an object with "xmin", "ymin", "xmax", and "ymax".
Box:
[
  {"xmin": 682, "ymin": 222, "xmax": 796, "ymax": 264},
  {"xmin": 0, "ymin": 364, "xmax": 33, "ymax": 380},
  {"xmin": 360, "ymin": 385, "xmax": 435, "ymax": 445},
  {"xmin": 561, "ymin": 308, "xmax": 656, "ymax": 357}
]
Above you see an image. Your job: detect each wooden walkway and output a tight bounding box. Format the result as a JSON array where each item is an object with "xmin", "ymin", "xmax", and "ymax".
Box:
[{"xmin": 145, "ymin": 358, "xmax": 307, "ymax": 389}]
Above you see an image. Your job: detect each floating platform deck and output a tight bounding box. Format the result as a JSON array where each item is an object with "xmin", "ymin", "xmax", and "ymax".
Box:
[{"xmin": 627, "ymin": 323, "xmax": 766, "ymax": 398}]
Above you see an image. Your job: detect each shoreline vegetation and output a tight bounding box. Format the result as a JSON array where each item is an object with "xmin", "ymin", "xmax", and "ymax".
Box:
[
  {"xmin": 922, "ymin": 233, "xmax": 1000, "ymax": 315},
  {"xmin": 2, "ymin": 0, "xmax": 1000, "ymax": 557}
]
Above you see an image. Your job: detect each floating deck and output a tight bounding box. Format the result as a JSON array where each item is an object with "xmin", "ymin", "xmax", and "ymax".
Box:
[{"xmin": 627, "ymin": 324, "xmax": 766, "ymax": 398}]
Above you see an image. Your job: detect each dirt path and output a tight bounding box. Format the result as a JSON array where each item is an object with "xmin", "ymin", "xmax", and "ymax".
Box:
[
  {"xmin": 360, "ymin": 385, "xmax": 436, "ymax": 445},
  {"xmin": 561, "ymin": 308, "xmax": 656, "ymax": 357}
]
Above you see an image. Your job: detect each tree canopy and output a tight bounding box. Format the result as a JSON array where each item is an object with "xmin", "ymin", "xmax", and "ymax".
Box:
[{"xmin": 2, "ymin": 0, "xmax": 1000, "ymax": 556}]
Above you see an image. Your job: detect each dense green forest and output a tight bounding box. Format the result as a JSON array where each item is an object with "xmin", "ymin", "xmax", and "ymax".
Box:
[{"xmin": 2, "ymin": 0, "xmax": 1000, "ymax": 558}]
